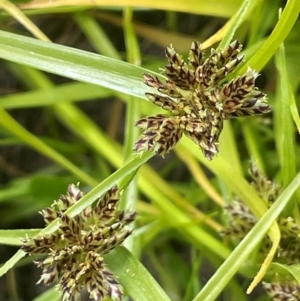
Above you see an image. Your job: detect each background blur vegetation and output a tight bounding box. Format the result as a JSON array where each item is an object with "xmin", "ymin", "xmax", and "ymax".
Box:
[{"xmin": 0, "ymin": 0, "xmax": 300, "ymax": 300}]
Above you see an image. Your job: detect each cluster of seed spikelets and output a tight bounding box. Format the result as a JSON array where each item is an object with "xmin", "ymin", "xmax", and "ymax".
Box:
[
  {"xmin": 22, "ymin": 184, "xmax": 136, "ymax": 301},
  {"xmin": 221, "ymin": 163, "xmax": 300, "ymax": 300},
  {"xmin": 134, "ymin": 40, "xmax": 271, "ymax": 159},
  {"xmin": 263, "ymin": 282, "xmax": 300, "ymax": 301}
]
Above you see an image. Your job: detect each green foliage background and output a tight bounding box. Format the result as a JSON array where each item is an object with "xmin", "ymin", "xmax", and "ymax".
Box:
[{"xmin": 0, "ymin": 0, "xmax": 300, "ymax": 300}]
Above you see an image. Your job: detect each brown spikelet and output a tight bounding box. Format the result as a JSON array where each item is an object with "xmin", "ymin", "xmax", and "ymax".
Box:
[{"xmin": 134, "ymin": 115, "xmax": 182, "ymax": 156}]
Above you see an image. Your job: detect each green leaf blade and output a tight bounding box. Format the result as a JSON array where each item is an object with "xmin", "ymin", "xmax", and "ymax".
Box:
[
  {"xmin": 106, "ymin": 246, "xmax": 172, "ymax": 301},
  {"xmin": 0, "ymin": 30, "xmax": 152, "ymax": 99}
]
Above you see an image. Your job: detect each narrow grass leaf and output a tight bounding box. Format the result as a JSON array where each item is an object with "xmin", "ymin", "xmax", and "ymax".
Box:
[
  {"xmin": 121, "ymin": 6, "xmax": 141, "ymax": 229},
  {"xmin": 0, "ymin": 250, "xmax": 26, "ymax": 276},
  {"xmin": 247, "ymin": 1, "xmax": 278, "ymax": 45},
  {"xmin": 217, "ymin": 0, "xmax": 250, "ymax": 50},
  {"xmin": 289, "ymin": 83, "xmax": 300, "ymax": 134},
  {"xmin": 105, "ymin": 246, "xmax": 172, "ymax": 301},
  {"xmin": 0, "ymin": 0, "xmax": 49, "ymax": 41},
  {"xmin": 122, "ymin": 7, "xmax": 141, "ymax": 161},
  {"xmin": 0, "ymin": 229, "xmax": 40, "ymax": 246},
  {"xmin": 0, "ymin": 30, "xmax": 155, "ymax": 99},
  {"xmin": 275, "ymin": 42, "xmax": 296, "ymax": 187},
  {"xmin": 19, "ymin": 0, "xmax": 242, "ymax": 18}
]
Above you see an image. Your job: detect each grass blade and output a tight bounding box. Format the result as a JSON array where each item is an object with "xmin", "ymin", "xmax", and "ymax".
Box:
[
  {"xmin": 275, "ymin": 42, "xmax": 296, "ymax": 187},
  {"xmin": 105, "ymin": 247, "xmax": 172, "ymax": 301},
  {"xmin": 0, "ymin": 30, "xmax": 152, "ymax": 99}
]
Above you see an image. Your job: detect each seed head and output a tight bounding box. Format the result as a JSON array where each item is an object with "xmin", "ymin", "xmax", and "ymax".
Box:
[
  {"xmin": 135, "ymin": 41, "xmax": 271, "ymax": 159},
  {"xmin": 263, "ymin": 282, "xmax": 300, "ymax": 301},
  {"xmin": 22, "ymin": 184, "xmax": 136, "ymax": 301},
  {"xmin": 222, "ymin": 163, "xmax": 300, "ymax": 265}
]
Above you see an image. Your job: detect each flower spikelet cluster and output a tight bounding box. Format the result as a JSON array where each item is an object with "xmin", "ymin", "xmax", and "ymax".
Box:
[
  {"xmin": 134, "ymin": 40, "xmax": 270, "ymax": 159},
  {"xmin": 221, "ymin": 163, "xmax": 300, "ymax": 300},
  {"xmin": 249, "ymin": 162, "xmax": 282, "ymax": 205},
  {"xmin": 263, "ymin": 282, "xmax": 300, "ymax": 301},
  {"xmin": 222, "ymin": 163, "xmax": 300, "ymax": 262},
  {"xmin": 220, "ymin": 200, "xmax": 257, "ymax": 239},
  {"xmin": 22, "ymin": 184, "xmax": 136, "ymax": 301}
]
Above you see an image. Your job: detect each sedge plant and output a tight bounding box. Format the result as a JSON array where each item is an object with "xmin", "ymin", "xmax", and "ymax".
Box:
[{"xmin": 0, "ymin": 1, "xmax": 300, "ymax": 301}]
